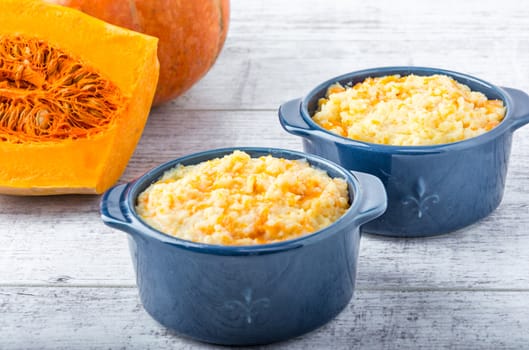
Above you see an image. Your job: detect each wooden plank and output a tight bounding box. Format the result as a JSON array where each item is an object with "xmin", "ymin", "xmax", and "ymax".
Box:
[
  {"xmin": 226, "ymin": 0, "xmax": 529, "ymax": 42},
  {"xmin": 174, "ymin": 38, "xmax": 529, "ymax": 110},
  {"xmin": 1, "ymin": 287, "xmax": 529, "ymax": 349},
  {"xmin": 1, "ymin": 110, "xmax": 528, "ymax": 288}
]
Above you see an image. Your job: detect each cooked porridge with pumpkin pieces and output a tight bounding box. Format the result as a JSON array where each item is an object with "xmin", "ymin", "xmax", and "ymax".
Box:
[
  {"xmin": 312, "ymin": 74, "xmax": 506, "ymax": 146},
  {"xmin": 136, "ymin": 151, "xmax": 350, "ymax": 246}
]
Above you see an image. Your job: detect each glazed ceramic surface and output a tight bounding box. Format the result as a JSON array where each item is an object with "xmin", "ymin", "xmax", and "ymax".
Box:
[
  {"xmin": 100, "ymin": 147, "xmax": 386, "ymax": 345},
  {"xmin": 279, "ymin": 66, "xmax": 529, "ymax": 237}
]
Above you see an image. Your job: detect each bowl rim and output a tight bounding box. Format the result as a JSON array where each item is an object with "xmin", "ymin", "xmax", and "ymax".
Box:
[
  {"xmin": 299, "ymin": 66, "xmax": 515, "ymax": 154},
  {"xmin": 121, "ymin": 147, "xmax": 366, "ymax": 256}
]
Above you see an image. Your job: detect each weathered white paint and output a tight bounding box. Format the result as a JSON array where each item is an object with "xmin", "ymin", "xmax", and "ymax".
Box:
[
  {"xmin": 1, "ymin": 0, "xmax": 529, "ymax": 348},
  {"xmin": 1, "ymin": 288, "xmax": 529, "ymax": 349}
]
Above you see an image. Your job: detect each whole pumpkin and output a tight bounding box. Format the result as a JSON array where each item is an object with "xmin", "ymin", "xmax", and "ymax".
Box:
[{"xmin": 47, "ymin": 0, "xmax": 230, "ymax": 105}]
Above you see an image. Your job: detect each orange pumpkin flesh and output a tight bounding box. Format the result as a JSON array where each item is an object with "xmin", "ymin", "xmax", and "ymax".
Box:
[
  {"xmin": 0, "ymin": 0, "xmax": 159, "ymax": 195},
  {"xmin": 48, "ymin": 0, "xmax": 230, "ymax": 105}
]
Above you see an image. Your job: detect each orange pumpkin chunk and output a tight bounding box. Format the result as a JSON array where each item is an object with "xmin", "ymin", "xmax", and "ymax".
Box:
[{"xmin": 0, "ymin": 0, "xmax": 159, "ymax": 195}]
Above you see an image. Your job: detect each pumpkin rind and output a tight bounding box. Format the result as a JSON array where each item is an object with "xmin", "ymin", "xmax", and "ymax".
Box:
[
  {"xmin": 48, "ymin": 0, "xmax": 230, "ymax": 105},
  {"xmin": 0, "ymin": 0, "xmax": 159, "ymax": 195}
]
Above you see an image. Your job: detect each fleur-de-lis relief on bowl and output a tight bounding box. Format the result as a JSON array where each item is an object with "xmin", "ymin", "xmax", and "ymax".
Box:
[
  {"xmin": 401, "ymin": 177, "xmax": 440, "ymax": 219},
  {"xmin": 223, "ymin": 288, "xmax": 271, "ymax": 326}
]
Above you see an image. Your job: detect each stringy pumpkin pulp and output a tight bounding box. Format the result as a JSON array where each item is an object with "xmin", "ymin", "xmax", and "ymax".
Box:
[{"xmin": 0, "ymin": 35, "xmax": 125, "ymax": 143}]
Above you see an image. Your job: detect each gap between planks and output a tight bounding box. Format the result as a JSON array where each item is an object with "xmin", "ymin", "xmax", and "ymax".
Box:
[{"xmin": 3, "ymin": 284, "xmax": 529, "ymax": 293}]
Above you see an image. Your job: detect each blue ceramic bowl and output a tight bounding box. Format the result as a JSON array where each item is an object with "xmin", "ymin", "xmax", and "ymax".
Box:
[
  {"xmin": 279, "ymin": 66, "xmax": 529, "ymax": 237},
  {"xmin": 100, "ymin": 147, "xmax": 386, "ymax": 345}
]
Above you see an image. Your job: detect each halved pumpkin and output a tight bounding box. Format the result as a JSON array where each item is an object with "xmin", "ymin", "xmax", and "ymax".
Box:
[{"xmin": 0, "ymin": 0, "xmax": 159, "ymax": 195}]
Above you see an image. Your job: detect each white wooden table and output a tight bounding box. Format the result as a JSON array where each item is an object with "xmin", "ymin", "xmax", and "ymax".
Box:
[{"xmin": 2, "ymin": 0, "xmax": 529, "ymax": 348}]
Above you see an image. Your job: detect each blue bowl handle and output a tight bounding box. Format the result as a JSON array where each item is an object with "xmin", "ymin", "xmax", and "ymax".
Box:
[
  {"xmin": 351, "ymin": 171, "xmax": 388, "ymax": 226},
  {"xmin": 503, "ymin": 87, "xmax": 529, "ymax": 130},
  {"xmin": 279, "ymin": 98, "xmax": 368, "ymax": 148},
  {"xmin": 100, "ymin": 183, "xmax": 134, "ymax": 232},
  {"xmin": 278, "ymin": 98, "xmax": 312, "ymax": 136}
]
